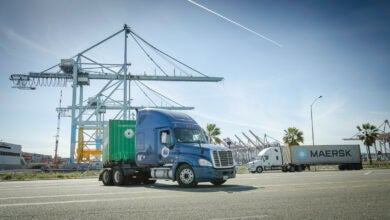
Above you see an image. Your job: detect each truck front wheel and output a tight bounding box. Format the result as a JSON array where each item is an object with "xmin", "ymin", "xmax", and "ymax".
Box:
[
  {"xmin": 256, "ymin": 166, "xmax": 263, "ymax": 173},
  {"xmin": 176, "ymin": 164, "xmax": 197, "ymax": 187},
  {"xmin": 102, "ymin": 169, "xmax": 113, "ymax": 186},
  {"xmin": 113, "ymin": 168, "xmax": 125, "ymax": 186}
]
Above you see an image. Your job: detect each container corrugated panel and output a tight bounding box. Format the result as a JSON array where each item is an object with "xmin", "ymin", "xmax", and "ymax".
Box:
[
  {"xmin": 102, "ymin": 120, "xmax": 136, "ymax": 164},
  {"xmin": 290, "ymin": 145, "xmax": 361, "ymax": 165}
]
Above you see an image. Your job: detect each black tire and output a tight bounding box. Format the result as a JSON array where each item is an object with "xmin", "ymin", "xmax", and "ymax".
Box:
[
  {"xmin": 296, "ymin": 165, "xmax": 303, "ymax": 172},
  {"xmin": 282, "ymin": 166, "xmax": 288, "ymax": 172},
  {"xmin": 102, "ymin": 169, "xmax": 113, "ymax": 186},
  {"xmin": 338, "ymin": 164, "xmax": 345, "ymax": 171},
  {"xmin": 256, "ymin": 166, "xmax": 263, "ymax": 173},
  {"xmin": 113, "ymin": 168, "xmax": 125, "ymax": 186},
  {"xmin": 289, "ymin": 165, "xmax": 295, "ymax": 172},
  {"xmin": 211, "ymin": 180, "xmax": 226, "ymax": 186},
  {"xmin": 354, "ymin": 163, "xmax": 362, "ymax": 170},
  {"xmin": 346, "ymin": 164, "xmax": 354, "ymax": 170},
  {"xmin": 176, "ymin": 164, "xmax": 197, "ymax": 187}
]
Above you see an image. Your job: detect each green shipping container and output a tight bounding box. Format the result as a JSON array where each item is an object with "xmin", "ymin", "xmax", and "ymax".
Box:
[{"xmin": 102, "ymin": 120, "xmax": 136, "ymax": 164}]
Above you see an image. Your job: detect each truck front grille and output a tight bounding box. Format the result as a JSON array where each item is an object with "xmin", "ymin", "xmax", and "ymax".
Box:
[{"xmin": 212, "ymin": 150, "xmax": 234, "ymax": 168}]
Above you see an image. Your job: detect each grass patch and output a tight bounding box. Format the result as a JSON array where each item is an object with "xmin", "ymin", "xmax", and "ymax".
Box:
[
  {"xmin": 0, "ymin": 170, "xmax": 99, "ymax": 181},
  {"xmin": 236, "ymin": 165, "xmax": 249, "ymax": 174},
  {"xmin": 363, "ymin": 160, "xmax": 390, "ymax": 169}
]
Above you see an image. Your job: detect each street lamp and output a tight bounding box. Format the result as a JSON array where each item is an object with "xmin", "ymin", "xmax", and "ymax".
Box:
[{"xmin": 310, "ymin": 95, "xmax": 322, "ymax": 147}]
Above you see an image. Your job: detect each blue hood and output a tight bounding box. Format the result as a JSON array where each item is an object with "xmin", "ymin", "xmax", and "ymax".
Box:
[{"xmin": 179, "ymin": 143, "xmax": 229, "ymax": 151}]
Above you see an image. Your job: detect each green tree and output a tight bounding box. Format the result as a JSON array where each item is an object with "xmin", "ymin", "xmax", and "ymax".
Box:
[
  {"xmin": 202, "ymin": 123, "xmax": 222, "ymax": 144},
  {"xmin": 283, "ymin": 127, "xmax": 304, "ymax": 146},
  {"xmin": 357, "ymin": 123, "xmax": 379, "ymax": 165}
]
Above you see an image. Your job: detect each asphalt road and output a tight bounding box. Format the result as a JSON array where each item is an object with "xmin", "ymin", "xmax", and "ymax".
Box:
[{"xmin": 0, "ymin": 169, "xmax": 389, "ymax": 220}]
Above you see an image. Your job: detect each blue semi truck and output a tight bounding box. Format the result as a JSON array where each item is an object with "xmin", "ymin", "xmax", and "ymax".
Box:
[{"xmin": 99, "ymin": 109, "xmax": 236, "ymax": 187}]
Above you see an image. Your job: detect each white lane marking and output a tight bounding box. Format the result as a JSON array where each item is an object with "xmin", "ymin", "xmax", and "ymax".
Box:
[
  {"xmin": 0, "ymin": 190, "xmax": 162, "ymax": 200},
  {"xmin": 0, "ymin": 195, "xmax": 186, "ymax": 208},
  {"xmin": 212, "ymin": 215, "xmax": 269, "ymax": 220},
  {"xmin": 363, "ymin": 171, "xmax": 372, "ymax": 175},
  {"xmin": 0, "ymin": 184, "xmax": 101, "ymax": 191},
  {"xmin": 238, "ymin": 177, "xmax": 258, "ymax": 180}
]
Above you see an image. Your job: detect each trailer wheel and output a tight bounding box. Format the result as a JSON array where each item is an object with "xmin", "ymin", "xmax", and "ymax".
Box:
[
  {"xmin": 282, "ymin": 166, "xmax": 288, "ymax": 172},
  {"xmin": 102, "ymin": 169, "xmax": 113, "ymax": 186},
  {"xmin": 176, "ymin": 164, "xmax": 197, "ymax": 187},
  {"xmin": 354, "ymin": 163, "xmax": 363, "ymax": 170},
  {"xmin": 256, "ymin": 166, "xmax": 263, "ymax": 173},
  {"xmin": 289, "ymin": 165, "xmax": 295, "ymax": 172},
  {"xmin": 211, "ymin": 180, "xmax": 226, "ymax": 186},
  {"xmin": 338, "ymin": 164, "xmax": 345, "ymax": 171},
  {"xmin": 296, "ymin": 165, "xmax": 303, "ymax": 172},
  {"xmin": 113, "ymin": 168, "xmax": 125, "ymax": 186}
]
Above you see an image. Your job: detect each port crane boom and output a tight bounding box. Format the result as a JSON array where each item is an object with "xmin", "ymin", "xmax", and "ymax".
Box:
[{"xmin": 10, "ymin": 24, "xmax": 223, "ymax": 163}]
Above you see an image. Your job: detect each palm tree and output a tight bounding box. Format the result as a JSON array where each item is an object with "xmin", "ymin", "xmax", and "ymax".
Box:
[
  {"xmin": 202, "ymin": 123, "xmax": 222, "ymax": 144},
  {"xmin": 357, "ymin": 123, "xmax": 379, "ymax": 165},
  {"xmin": 283, "ymin": 127, "xmax": 304, "ymax": 146}
]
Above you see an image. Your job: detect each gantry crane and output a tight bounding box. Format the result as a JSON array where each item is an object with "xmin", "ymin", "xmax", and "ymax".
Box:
[
  {"xmin": 242, "ymin": 132, "xmax": 261, "ymax": 149},
  {"xmin": 249, "ymin": 130, "xmax": 268, "ymax": 149},
  {"xmin": 344, "ymin": 120, "xmax": 390, "ymax": 159},
  {"xmin": 9, "ymin": 24, "xmax": 223, "ymax": 163}
]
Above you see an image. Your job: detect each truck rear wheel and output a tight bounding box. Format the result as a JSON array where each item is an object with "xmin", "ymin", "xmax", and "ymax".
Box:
[
  {"xmin": 256, "ymin": 166, "xmax": 263, "ymax": 173},
  {"xmin": 102, "ymin": 169, "xmax": 113, "ymax": 186},
  {"xmin": 113, "ymin": 168, "xmax": 125, "ymax": 186},
  {"xmin": 176, "ymin": 164, "xmax": 197, "ymax": 187}
]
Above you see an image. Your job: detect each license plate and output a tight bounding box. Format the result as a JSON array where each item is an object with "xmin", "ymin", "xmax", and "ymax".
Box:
[{"xmin": 223, "ymin": 175, "xmax": 228, "ymax": 180}]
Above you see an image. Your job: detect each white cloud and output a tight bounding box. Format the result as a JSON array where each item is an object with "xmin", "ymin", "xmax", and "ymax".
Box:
[{"xmin": 0, "ymin": 23, "xmax": 61, "ymax": 58}]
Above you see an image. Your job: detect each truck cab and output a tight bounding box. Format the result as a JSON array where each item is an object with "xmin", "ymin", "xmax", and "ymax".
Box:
[
  {"xmin": 247, "ymin": 147, "xmax": 283, "ymax": 173},
  {"xmin": 99, "ymin": 109, "xmax": 236, "ymax": 187}
]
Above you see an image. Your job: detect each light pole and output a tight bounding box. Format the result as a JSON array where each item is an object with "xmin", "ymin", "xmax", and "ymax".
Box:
[{"xmin": 310, "ymin": 95, "xmax": 322, "ymax": 147}]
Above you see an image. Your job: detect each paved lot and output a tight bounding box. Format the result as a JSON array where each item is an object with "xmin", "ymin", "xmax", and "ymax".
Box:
[{"xmin": 0, "ymin": 169, "xmax": 389, "ymax": 219}]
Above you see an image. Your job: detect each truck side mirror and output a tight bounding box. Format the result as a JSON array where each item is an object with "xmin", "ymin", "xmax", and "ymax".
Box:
[{"xmin": 161, "ymin": 131, "xmax": 174, "ymax": 148}]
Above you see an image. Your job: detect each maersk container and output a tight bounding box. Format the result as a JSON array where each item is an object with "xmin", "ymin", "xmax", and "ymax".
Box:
[
  {"xmin": 282, "ymin": 145, "xmax": 362, "ymax": 165},
  {"xmin": 102, "ymin": 120, "xmax": 136, "ymax": 165},
  {"xmin": 248, "ymin": 144, "xmax": 363, "ymax": 173}
]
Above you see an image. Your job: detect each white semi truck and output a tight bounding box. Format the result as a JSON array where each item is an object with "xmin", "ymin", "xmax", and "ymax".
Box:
[{"xmin": 248, "ymin": 145, "xmax": 363, "ymax": 173}]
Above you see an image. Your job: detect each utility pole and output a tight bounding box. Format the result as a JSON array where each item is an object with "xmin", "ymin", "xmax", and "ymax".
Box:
[{"xmin": 311, "ymin": 95, "xmax": 322, "ymax": 147}]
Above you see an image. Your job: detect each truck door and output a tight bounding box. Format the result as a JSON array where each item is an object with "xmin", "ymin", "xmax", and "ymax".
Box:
[
  {"xmin": 263, "ymin": 156, "xmax": 270, "ymax": 168},
  {"xmin": 157, "ymin": 128, "xmax": 176, "ymax": 165},
  {"xmin": 273, "ymin": 148, "xmax": 283, "ymax": 167}
]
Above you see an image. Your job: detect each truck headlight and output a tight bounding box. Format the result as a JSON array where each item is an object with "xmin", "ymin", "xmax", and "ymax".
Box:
[{"xmin": 198, "ymin": 159, "xmax": 212, "ymax": 167}]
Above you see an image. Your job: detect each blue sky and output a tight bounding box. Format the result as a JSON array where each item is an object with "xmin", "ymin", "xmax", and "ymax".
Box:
[{"xmin": 0, "ymin": 0, "xmax": 389, "ymax": 157}]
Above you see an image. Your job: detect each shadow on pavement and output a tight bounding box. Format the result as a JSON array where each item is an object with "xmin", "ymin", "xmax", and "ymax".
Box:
[{"xmin": 120, "ymin": 183, "xmax": 257, "ymax": 193}]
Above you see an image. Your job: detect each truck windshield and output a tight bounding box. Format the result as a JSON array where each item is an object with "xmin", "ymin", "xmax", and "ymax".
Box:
[{"xmin": 174, "ymin": 128, "xmax": 207, "ymax": 143}]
